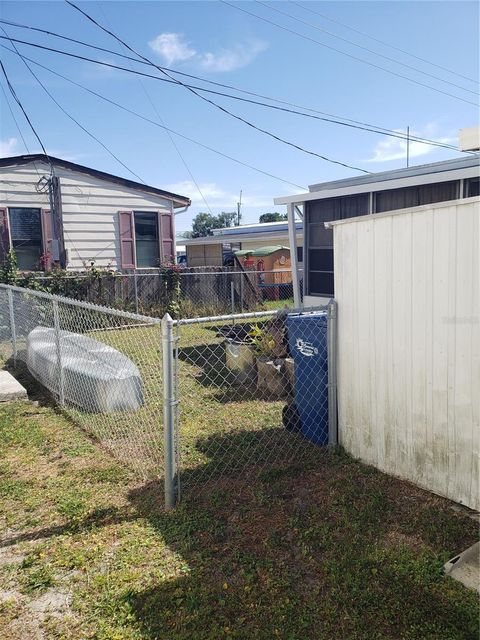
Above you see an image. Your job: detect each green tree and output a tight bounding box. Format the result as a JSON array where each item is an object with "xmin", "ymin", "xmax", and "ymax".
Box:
[
  {"xmin": 259, "ymin": 212, "xmax": 288, "ymax": 223},
  {"xmin": 191, "ymin": 211, "xmax": 237, "ymax": 238}
]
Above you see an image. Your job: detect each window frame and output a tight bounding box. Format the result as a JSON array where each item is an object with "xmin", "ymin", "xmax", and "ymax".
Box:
[
  {"xmin": 7, "ymin": 206, "xmax": 44, "ymax": 271},
  {"xmin": 133, "ymin": 210, "xmax": 161, "ymax": 269}
]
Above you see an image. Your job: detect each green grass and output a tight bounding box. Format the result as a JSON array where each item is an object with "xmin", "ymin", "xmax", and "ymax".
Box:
[{"xmin": 0, "ymin": 397, "xmax": 478, "ymax": 640}]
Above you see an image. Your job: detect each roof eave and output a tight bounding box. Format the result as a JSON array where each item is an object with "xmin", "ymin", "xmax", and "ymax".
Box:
[{"xmin": 0, "ymin": 154, "xmax": 191, "ymax": 206}]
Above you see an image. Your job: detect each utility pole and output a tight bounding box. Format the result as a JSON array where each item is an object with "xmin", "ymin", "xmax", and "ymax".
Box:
[
  {"xmin": 406, "ymin": 126, "xmax": 410, "ymax": 168},
  {"xmin": 236, "ymin": 189, "xmax": 242, "ymax": 226}
]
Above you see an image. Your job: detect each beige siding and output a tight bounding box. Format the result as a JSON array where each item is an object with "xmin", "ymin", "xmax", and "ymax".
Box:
[
  {"xmin": 333, "ymin": 198, "xmax": 479, "ymax": 509},
  {"xmin": 0, "ymin": 161, "xmax": 175, "ymax": 270}
]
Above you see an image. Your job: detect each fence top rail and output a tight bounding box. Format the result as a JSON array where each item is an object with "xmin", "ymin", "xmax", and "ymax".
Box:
[
  {"xmin": 0, "ymin": 283, "xmax": 161, "ymax": 326},
  {"xmin": 173, "ymin": 304, "xmax": 331, "ymax": 326},
  {"xmin": 27, "ymin": 268, "xmax": 303, "ymax": 279}
]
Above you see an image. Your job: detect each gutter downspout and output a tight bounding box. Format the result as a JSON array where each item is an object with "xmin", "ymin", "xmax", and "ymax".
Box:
[
  {"xmin": 174, "ymin": 205, "xmax": 190, "ymax": 216},
  {"xmin": 173, "ymin": 203, "xmax": 190, "ymax": 264}
]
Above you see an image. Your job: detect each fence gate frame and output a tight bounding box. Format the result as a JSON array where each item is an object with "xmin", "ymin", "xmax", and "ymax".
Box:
[{"xmin": 161, "ymin": 301, "xmax": 338, "ymax": 509}]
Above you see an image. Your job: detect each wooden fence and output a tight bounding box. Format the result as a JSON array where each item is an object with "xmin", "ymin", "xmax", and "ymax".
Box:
[{"xmin": 32, "ymin": 267, "xmax": 291, "ymax": 317}]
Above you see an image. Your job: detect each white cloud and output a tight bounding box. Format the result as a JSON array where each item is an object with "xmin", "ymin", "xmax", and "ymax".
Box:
[
  {"xmin": 0, "ymin": 137, "xmax": 18, "ymax": 156},
  {"xmin": 149, "ymin": 33, "xmax": 267, "ymax": 72},
  {"xmin": 166, "ymin": 181, "xmax": 276, "ymax": 209},
  {"xmin": 148, "ymin": 33, "xmax": 196, "ymax": 66},
  {"xmin": 367, "ymin": 124, "xmax": 456, "ymax": 163},
  {"xmin": 198, "ymin": 41, "xmax": 268, "ymax": 73}
]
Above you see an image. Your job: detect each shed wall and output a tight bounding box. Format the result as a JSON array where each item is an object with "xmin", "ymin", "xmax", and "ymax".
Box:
[
  {"xmin": 186, "ymin": 243, "xmax": 223, "ymax": 267},
  {"xmin": 333, "ymin": 198, "xmax": 479, "ymax": 509},
  {"xmin": 0, "ymin": 162, "xmax": 174, "ymax": 270}
]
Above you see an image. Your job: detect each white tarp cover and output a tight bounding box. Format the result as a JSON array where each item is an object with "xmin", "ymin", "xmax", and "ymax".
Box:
[{"xmin": 27, "ymin": 327, "xmax": 144, "ymax": 413}]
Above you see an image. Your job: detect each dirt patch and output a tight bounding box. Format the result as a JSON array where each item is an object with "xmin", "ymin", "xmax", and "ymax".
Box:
[
  {"xmin": 0, "ymin": 546, "xmax": 26, "ymax": 566},
  {"xmin": 383, "ymin": 529, "xmax": 426, "ymax": 552},
  {"xmin": 2, "ymin": 588, "xmax": 72, "ymax": 640},
  {"xmin": 27, "ymin": 589, "xmax": 71, "ymax": 618}
]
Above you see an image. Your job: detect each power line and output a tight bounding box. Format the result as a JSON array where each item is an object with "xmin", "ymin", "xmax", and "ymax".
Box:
[
  {"xmin": 290, "ymin": 1, "xmax": 479, "ymax": 85},
  {"xmin": 0, "ymin": 42, "xmax": 308, "ymax": 190},
  {"xmin": 0, "ymin": 32, "xmax": 370, "ymax": 174},
  {"xmin": 220, "ymin": 1, "xmax": 479, "ymax": 107},
  {"xmin": 255, "ymin": 0, "xmax": 478, "ymax": 97},
  {"xmin": 0, "ymin": 81, "xmax": 31, "ymax": 153},
  {"xmin": 1, "ymin": 28, "xmax": 146, "ymax": 184},
  {"xmin": 94, "ymin": 2, "xmax": 214, "ymax": 215},
  {"xmin": 0, "ymin": 32, "xmax": 470, "ymax": 155},
  {"xmin": 0, "ymin": 58, "xmax": 51, "ymax": 159},
  {"xmin": 65, "ymin": 0, "xmax": 371, "ymax": 174}
]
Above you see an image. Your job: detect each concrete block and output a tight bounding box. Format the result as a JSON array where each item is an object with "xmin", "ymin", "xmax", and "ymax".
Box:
[
  {"xmin": 0, "ymin": 371, "xmax": 27, "ymax": 402},
  {"xmin": 444, "ymin": 542, "xmax": 480, "ymax": 593}
]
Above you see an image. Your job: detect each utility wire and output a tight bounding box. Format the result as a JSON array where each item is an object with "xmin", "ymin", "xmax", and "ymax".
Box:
[
  {"xmin": 1, "ymin": 28, "xmax": 145, "ymax": 183},
  {"xmin": 0, "ymin": 57, "xmax": 51, "ymax": 160},
  {"xmin": 0, "ymin": 32, "xmax": 370, "ymax": 174},
  {"xmin": 221, "ymin": 1, "xmax": 479, "ymax": 107},
  {"xmin": 0, "ymin": 77, "xmax": 46, "ymax": 184},
  {"xmin": 290, "ymin": 1, "xmax": 479, "ymax": 85},
  {"xmin": 4, "ymin": 16, "xmax": 476, "ymax": 142},
  {"xmin": 0, "ymin": 42, "xmax": 307, "ymax": 190},
  {"xmin": 94, "ymin": 2, "xmax": 213, "ymax": 214},
  {"xmin": 0, "ymin": 32, "xmax": 470, "ymax": 155},
  {"xmin": 255, "ymin": 0, "xmax": 478, "ymax": 97},
  {"xmin": 0, "ymin": 82, "xmax": 31, "ymax": 153},
  {"xmin": 65, "ymin": 0, "xmax": 371, "ymax": 174}
]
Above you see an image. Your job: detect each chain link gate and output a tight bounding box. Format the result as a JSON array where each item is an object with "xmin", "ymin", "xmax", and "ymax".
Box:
[{"xmin": 162, "ymin": 302, "xmax": 337, "ymax": 507}]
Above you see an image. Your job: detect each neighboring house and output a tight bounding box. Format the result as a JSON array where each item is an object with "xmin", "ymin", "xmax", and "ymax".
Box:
[
  {"xmin": 274, "ymin": 155, "xmax": 480, "ymax": 305},
  {"xmin": 0, "ymin": 154, "xmax": 190, "ymax": 271},
  {"xmin": 183, "ymin": 220, "xmax": 303, "ymax": 267}
]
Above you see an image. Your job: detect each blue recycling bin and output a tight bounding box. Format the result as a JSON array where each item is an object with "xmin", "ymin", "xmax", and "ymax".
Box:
[{"xmin": 286, "ymin": 312, "xmax": 329, "ymax": 445}]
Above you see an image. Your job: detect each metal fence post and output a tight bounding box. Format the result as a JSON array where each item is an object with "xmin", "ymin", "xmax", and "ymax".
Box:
[
  {"xmin": 7, "ymin": 289, "xmax": 17, "ymax": 368},
  {"xmin": 162, "ymin": 313, "xmax": 176, "ymax": 509},
  {"xmin": 52, "ymin": 300, "xmax": 65, "ymax": 407},
  {"xmin": 230, "ymin": 281, "xmax": 235, "ymax": 317},
  {"xmin": 133, "ymin": 271, "xmax": 139, "ymax": 314},
  {"xmin": 327, "ymin": 300, "xmax": 338, "ymax": 446},
  {"xmin": 239, "ymin": 272, "xmax": 244, "ymax": 313}
]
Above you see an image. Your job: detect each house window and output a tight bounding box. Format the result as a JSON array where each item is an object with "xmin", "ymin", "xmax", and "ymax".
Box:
[
  {"xmin": 134, "ymin": 212, "xmax": 159, "ymax": 268},
  {"xmin": 374, "ymin": 180, "xmax": 459, "ymax": 213},
  {"xmin": 464, "ymin": 177, "xmax": 480, "ymax": 197},
  {"xmin": 305, "ymin": 194, "xmax": 369, "ymax": 297},
  {"xmin": 8, "ymin": 207, "xmax": 43, "ymax": 270}
]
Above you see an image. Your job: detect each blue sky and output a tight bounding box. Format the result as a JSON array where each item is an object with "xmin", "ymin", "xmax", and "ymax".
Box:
[{"xmin": 0, "ymin": 1, "xmax": 478, "ymax": 235}]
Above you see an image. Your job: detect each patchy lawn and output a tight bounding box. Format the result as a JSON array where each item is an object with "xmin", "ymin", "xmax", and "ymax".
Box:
[{"xmin": 0, "ymin": 393, "xmax": 478, "ymax": 639}]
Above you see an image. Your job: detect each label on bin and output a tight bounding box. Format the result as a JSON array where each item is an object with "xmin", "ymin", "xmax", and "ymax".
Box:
[{"xmin": 295, "ymin": 338, "xmax": 318, "ymax": 357}]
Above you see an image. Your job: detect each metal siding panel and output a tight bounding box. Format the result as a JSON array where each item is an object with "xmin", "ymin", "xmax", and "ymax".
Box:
[
  {"xmin": 452, "ymin": 204, "xmax": 476, "ymax": 506},
  {"xmin": 430, "ymin": 207, "xmax": 450, "ymax": 499},
  {"xmin": 357, "ymin": 218, "xmax": 375, "ymax": 466},
  {"xmin": 334, "ymin": 198, "xmax": 479, "ymax": 509},
  {"xmin": 410, "ymin": 211, "xmax": 428, "ymax": 489}
]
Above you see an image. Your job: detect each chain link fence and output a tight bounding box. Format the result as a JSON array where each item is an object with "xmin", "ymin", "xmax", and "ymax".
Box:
[
  {"xmin": 0, "ymin": 283, "xmax": 336, "ymax": 508},
  {"xmin": 0, "ymin": 283, "xmax": 164, "ymax": 479},
  {"xmin": 167, "ymin": 303, "xmax": 336, "ymax": 506}
]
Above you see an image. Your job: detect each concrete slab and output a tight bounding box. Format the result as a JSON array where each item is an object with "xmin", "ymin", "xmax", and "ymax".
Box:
[
  {"xmin": 0, "ymin": 370, "xmax": 27, "ymax": 402},
  {"xmin": 444, "ymin": 542, "xmax": 480, "ymax": 593}
]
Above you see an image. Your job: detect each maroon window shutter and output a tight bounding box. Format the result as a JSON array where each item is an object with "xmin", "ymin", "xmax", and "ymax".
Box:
[
  {"xmin": 119, "ymin": 211, "xmax": 135, "ymax": 269},
  {"xmin": 159, "ymin": 212, "xmax": 174, "ymax": 264},
  {"xmin": 0, "ymin": 208, "xmax": 10, "ymax": 266},
  {"xmin": 41, "ymin": 209, "xmax": 53, "ymax": 270}
]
